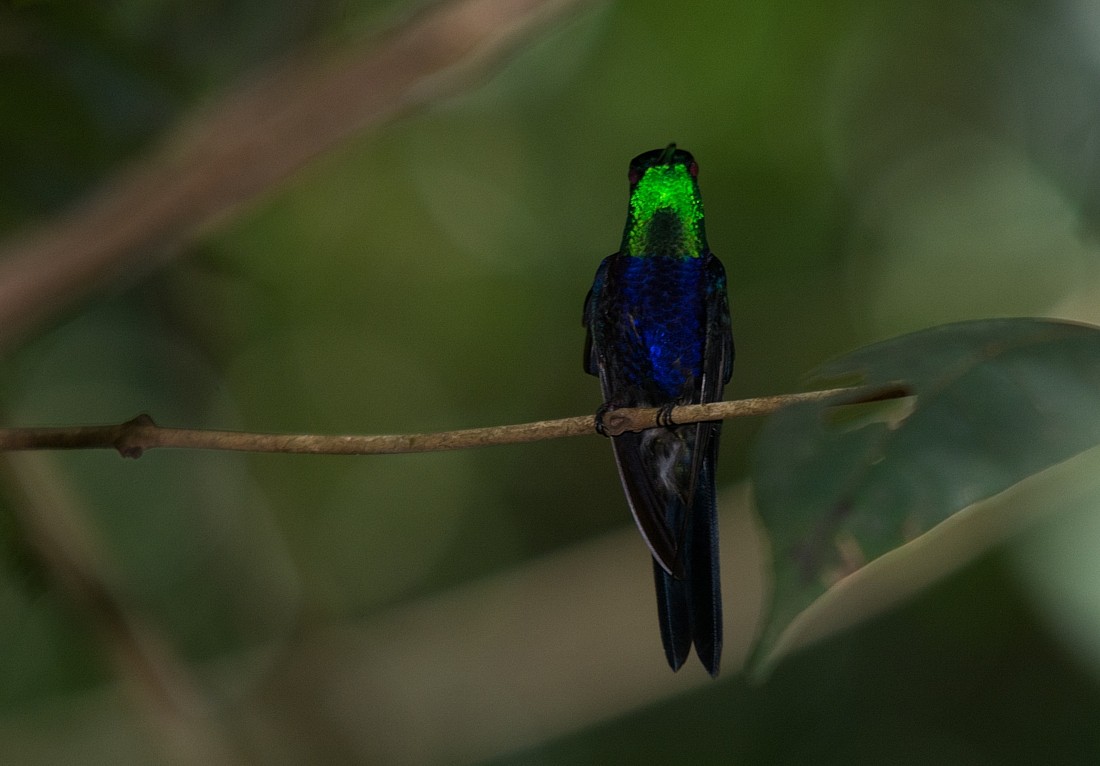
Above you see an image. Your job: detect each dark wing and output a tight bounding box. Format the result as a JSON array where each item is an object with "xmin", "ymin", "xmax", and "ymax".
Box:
[
  {"xmin": 609, "ymin": 432, "xmax": 683, "ymax": 577},
  {"xmin": 655, "ymin": 252, "xmax": 731, "ymax": 674},
  {"xmin": 677, "ymin": 252, "xmax": 733, "ymax": 558},
  {"xmin": 582, "ymin": 257, "xmax": 609, "ymax": 377},
  {"xmin": 687, "ymin": 252, "xmax": 731, "ymax": 674},
  {"xmin": 701, "ymin": 252, "xmax": 734, "ymax": 398},
  {"xmin": 584, "ymin": 255, "xmax": 682, "ymax": 576}
]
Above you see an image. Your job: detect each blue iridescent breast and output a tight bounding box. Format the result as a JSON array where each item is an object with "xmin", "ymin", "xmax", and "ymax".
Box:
[{"xmin": 616, "ymin": 255, "xmax": 707, "ymax": 399}]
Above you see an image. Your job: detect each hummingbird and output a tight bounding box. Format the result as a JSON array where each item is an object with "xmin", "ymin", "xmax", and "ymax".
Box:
[{"xmin": 582, "ymin": 144, "xmax": 733, "ymax": 676}]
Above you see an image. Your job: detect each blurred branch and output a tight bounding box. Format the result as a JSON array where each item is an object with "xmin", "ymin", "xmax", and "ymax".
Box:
[
  {"xmin": 0, "ymin": 0, "xmax": 593, "ymax": 352},
  {"xmin": 0, "ymin": 482, "xmax": 769, "ymax": 764},
  {"xmin": 1, "ymin": 454, "xmax": 244, "ymax": 765},
  {"xmin": 239, "ymin": 483, "xmax": 768, "ymax": 764},
  {"xmin": 0, "ymin": 383, "xmax": 911, "ymax": 457}
]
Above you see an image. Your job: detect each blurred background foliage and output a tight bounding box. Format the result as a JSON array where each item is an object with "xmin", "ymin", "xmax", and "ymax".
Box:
[{"xmin": 3, "ymin": 0, "xmax": 1100, "ymax": 763}]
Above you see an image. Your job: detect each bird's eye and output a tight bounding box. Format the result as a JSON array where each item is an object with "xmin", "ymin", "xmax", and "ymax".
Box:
[
  {"xmin": 688, "ymin": 161, "xmax": 698, "ymax": 178},
  {"xmin": 629, "ymin": 168, "xmax": 642, "ymax": 185}
]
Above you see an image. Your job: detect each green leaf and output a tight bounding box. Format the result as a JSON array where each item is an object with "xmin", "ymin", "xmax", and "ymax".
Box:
[
  {"xmin": 754, "ymin": 442, "xmax": 1100, "ymax": 678},
  {"xmin": 750, "ymin": 318, "xmax": 1100, "ymax": 673}
]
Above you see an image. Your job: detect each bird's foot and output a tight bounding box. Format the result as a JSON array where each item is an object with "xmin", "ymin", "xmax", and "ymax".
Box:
[
  {"xmin": 655, "ymin": 402, "xmax": 678, "ymax": 428},
  {"xmin": 594, "ymin": 403, "xmax": 614, "ymax": 437}
]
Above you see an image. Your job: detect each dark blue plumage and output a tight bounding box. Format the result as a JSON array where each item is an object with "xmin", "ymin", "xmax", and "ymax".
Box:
[{"xmin": 583, "ymin": 145, "xmax": 733, "ymax": 676}]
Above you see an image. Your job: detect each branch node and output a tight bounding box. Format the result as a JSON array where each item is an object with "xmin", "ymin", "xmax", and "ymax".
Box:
[
  {"xmin": 600, "ymin": 408, "xmax": 653, "ymax": 437},
  {"xmin": 115, "ymin": 414, "xmax": 156, "ymax": 459}
]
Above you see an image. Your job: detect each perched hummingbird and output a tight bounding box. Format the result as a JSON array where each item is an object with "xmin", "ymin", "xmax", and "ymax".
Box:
[{"xmin": 582, "ymin": 144, "xmax": 733, "ymax": 676}]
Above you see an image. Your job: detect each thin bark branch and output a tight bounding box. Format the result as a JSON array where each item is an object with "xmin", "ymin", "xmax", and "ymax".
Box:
[
  {"xmin": 0, "ymin": 384, "xmax": 911, "ymax": 457},
  {"xmin": 0, "ymin": 0, "xmax": 592, "ymax": 352}
]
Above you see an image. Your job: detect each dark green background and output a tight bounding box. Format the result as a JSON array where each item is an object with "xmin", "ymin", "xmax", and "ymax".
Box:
[{"xmin": 3, "ymin": 0, "xmax": 1100, "ymax": 763}]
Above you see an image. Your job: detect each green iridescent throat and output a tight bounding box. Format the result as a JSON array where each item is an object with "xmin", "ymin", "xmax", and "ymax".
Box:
[{"xmin": 622, "ymin": 164, "xmax": 706, "ymax": 258}]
